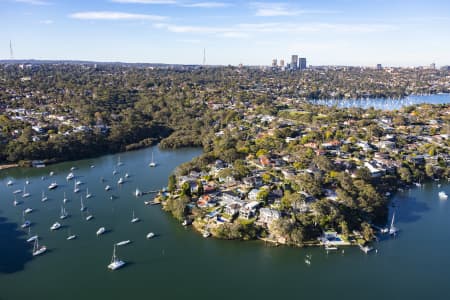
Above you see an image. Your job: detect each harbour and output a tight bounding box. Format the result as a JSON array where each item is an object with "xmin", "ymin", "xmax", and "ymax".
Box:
[{"xmin": 0, "ymin": 146, "xmax": 449, "ymax": 299}]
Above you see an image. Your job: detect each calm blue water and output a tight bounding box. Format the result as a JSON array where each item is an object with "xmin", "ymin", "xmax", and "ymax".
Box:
[
  {"xmin": 0, "ymin": 146, "xmax": 449, "ymax": 300},
  {"xmin": 310, "ymin": 93, "xmax": 450, "ymax": 110}
]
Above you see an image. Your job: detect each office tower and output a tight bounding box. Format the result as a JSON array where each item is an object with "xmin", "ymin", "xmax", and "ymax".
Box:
[
  {"xmin": 272, "ymin": 59, "xmax": 277, "ymax": 67},
  {"xmin": 279, "ymin": 59, "xmax": 285, "ymax": 67},
  {"xmin": 376, "ymin": 64, "xmax": 383, "ymax": 70},
  {"xmin": 299, "ymin": 57, "xmax": 307, "ymax": 70},
  {"xmin": 291, "ymin": 55, "xmax": 298, "ymax": 70}
]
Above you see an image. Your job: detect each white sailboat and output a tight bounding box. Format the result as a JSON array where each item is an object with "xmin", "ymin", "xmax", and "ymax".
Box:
[
  {"xmin": 85, "ymin": 209, "xmax": 94, "ymax": 221},
  {"xmin": 146, "ymin": 232, "xmax": 155, "ymax": 239},
  {"xmin": 108, "ymin": 245, "xmax": 125, "ymax": 270},
  {"xmin": 117, "ymin": 156, "xmax": 123, "ymax": 166},
  {"xmin": 41, "ymin": 191, "xmax": 48, "ymax": 202},
  {"xmin": 389, "ymin": 212, "xmax": 399, "ymax": 235},
  {"xmin": 22, "ymin": 186, "xmax": 30, "ymax": 198},
  {"xmin": 96, "ymin": 227, "xmax": 106, "ymax": 236},
  {"xmin": 7, "ymin": 180, "xmax": 13, "ymax": 186},
  {"xmin": 13, "ymin": 196, "xmax": 20, "ymax": 206},
  {"xmin": 131, "ymin": 210, "xmax": 140, "ymax": 223},
  {"xmin": 116, "ymin": 240, "xmax": 131, "ymax": 246},
  {"xmin": 26, "ymin": 227, "xmax": 38, "ymax": 243},
  {"xmin": 86, "ymin": 188, "xmax": 92, "ymax": 199},
  {"xmin": 117, "ymin": 177, "xmax": 124, "ymax": 184},
  {"xmin": 13, "ymin": 189, "xmax": 22, "ymax": 194},
  {"xmin": 67, "ymin": 229, "xmax": 77, "ymax": 240},
  {"xmin": 24, "ymin": 207, "xmax": 33, "ymax": 214},
  {"xmin": 63, "ymin": 192, "xmax": 68, "ymax": 203},
  {"xmin": 149, "ymin": 151, "xmax": 156, "ymax": 167},
  {"xmin": 105, "ymin": 185, "xmax": 111, "ymax": 191},
  {"xmin": 73, "ymin": 181, "xmax": 80, "ymax": 193},
  {"xmin": 50, "ymin": 222, "xmax": 61, "ymax": 231},
  {"xmin": 32, "ymin": 237, "xmax": 47, "ymax": 256},
  {"xmin": 438, "ymin": 191, "xmax": 448, "ymax": 200},
  {"xmin": 48, "ymin": 182, "xmax": 58, "ymax": 190},
  {"xmin": 134, "ymin": 188, "xmax": 142, "ymax": 197},
  {"xmin": 80, "ymin": 196, "xmax": 86, "ymax": 212},
  {"xmin": 66, "ymin": 172, "xmax": 74, "ymax": 180},
  {"xmin": 124, "ymin": 173, "xmax": 129, "ymax": 178},
  {"xmin": 60, "ymin": 205, "xmax": 68, "ymax": 219}
]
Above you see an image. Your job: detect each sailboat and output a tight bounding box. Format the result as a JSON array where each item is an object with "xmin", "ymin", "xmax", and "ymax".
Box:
[
  {"xmin": 131, "ymin": 210, "xmax": 140, "ymax": 223},
  {"xmin": 80, "ymin": 196, "xmax": 86, "ymax": 212},
  {"xmin": 135, "ymin": 188, "xmax": 142, "ymax": 197},
  {"xmin": 107, "ymin": 244, "xmax": 125, "ymax": 270},
  {"xmin": 22, "ymin": 186, "xmax": 30, "ymax": 198},
  {"xmin": 149, "ymin": 151, "xmax": 156, "ymax": 167},
  {"xmin": 96, "ymin": 227, "xmax": 106, "ymax": 236},
  {"xmin": 41, "ymin": 191, "xmax": 48, "ymax": 202},
  {"xmin": 7, "ymin": 180, "xmax": 13, "ymax": 186},
  {"xmin": 21, "ymin": 211, "xmax": 31, "ymax": 228},
  {"xmin": 67, "ymin": 229, "xmax": 77, "ymax": 240},
  {"xmin": 117, "ymin": 156, "xmax": 124, "ymax": 166},
  {"xmin": 32, "ymin": 237, "xmax": 47, "ymax": 256},
  {"xmin": 63, "ymin": 192, "xmax": 68, "ymax": 203},
  {"xmin": 85, "ymin": 209, "xmax": 94, "ymax": 221},
  {"xmin": 86, "ymin": 188, "xmax": 92, "ymax": 199},
  {"xmin": 13, "ymin": 196, "xmax": 20, "ymax": 206},
  {"xmin": 389, "ymin": 212, "xmax": 399, "ymax": 235},
  {"xmin": 48, "ymin": 182, "xmax": 58, "ymax": 190},
  {"xmin": 73, "ymin": 181, "xmax": 80, "ymax": 193},
  {"xmin": 60, "ymin": 205, "xmax": 68, "ymax": 219},
  {"xmin": 26, "ymin": 227, "xmax": 38, "ymax": 243},
  {"xmin": 117, "ymin": 177, "xmax": 124, "ymax": 184},
  {"xmin": 50, "ymin": 222, "xmax": 61, "ymax": 231}
]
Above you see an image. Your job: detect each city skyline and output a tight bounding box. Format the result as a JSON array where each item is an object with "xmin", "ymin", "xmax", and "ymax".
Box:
[{"xmin": 1, "ymin": 0, "xmax": 450, "ymax": 66}]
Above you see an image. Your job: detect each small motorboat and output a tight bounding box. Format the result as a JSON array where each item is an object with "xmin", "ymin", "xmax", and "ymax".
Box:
[
  {"xmin": 50, "ymin": 222, "xmax": 61, "ymax": 231},
  {"xmin": 96, "ymin": 227, "xmax": 106, "ymax": 236}
]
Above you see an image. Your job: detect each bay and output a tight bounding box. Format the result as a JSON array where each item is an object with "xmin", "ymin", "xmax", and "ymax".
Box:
[
  {"xmin": 0, "ymin": 146, "xmax": 449, "ymax": 299},
  {"xmin": 310, "ymin": 93, "xmax": 450, "ymax": 110}
]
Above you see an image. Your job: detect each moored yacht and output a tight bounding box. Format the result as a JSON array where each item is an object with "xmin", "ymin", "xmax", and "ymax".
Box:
[
  {"xmin": 41, "ymin": 191, "xmax": 48, "ymax": 202},
  {"xmin": 66, "ymin": 172, "xmax": 75, "ymax": 180},
  {"xmin": 7, "ymin": 180, "xmax": 13, "ymax": 186},
  {"xmin": 48, "ymin": 182, "xmax": 58, "ymax": 190},
  {"xmin": 117, "ymin": 177, "xmax": 124, "ymax": 184},
  {"xmin": 32, "ymin": 237, "xmax": 47, "ymax": 256},
  {"xmin": 108, "ymin": 245, "xmax": 125, "ymax": 270},
  {"xmin": 146, "ymin": 232, "xmax": 155, "ymax": 239},
  {"xmin": 50, "ymin": 222, "xmax": 61, "ymax": 231},
  {"xmin": 438, "ymin": 191, "xmax": 448, "ymax": 200},
  {"xmin": 116, "ymin": 240, "xmax": 131, "ymax": 246},
  {"xmin": 96, "ymin": 227, "xmax": 106, "ymax": 236},
  {"xmin": 105, "ymin": 185, "xmax": 111, "ymax": 191},
  {"xmin": 131, "ymin": 210, "xmax": 140, "ymax": 223}
]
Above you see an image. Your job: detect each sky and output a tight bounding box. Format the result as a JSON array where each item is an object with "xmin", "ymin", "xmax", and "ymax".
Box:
[{"xmin": 1, "ymin": 0, "xmax": 450, "ymax": 66}]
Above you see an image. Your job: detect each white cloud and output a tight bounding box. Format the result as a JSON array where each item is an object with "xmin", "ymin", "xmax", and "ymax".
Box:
[
  {"xmin": 15, "ymin": 0, "xmax": 50, "ymax": 5},
  {"xmin": 69, "ymin": 11, "xmax": 167, "ymax": 21},
  {"xmin": 39, "ymin": 19, "xmax": 54, "ymax": 24},
  {"xmin": 181, "ymin": 2, "xmax": 230, "ymax": 8},
  {"xmin": 155, "ymin": 21, "xmax": 397, "ymax": 38},
  {"xmin": 111, "ymin": 0, "xmax": 177, "ymax": 4},
  {"xmin": 252, "ymin": 2, "xmax": 339, "ymax": 17}
]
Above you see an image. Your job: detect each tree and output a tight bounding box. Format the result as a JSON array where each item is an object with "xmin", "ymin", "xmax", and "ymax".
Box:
[
  {"xmin": 361, "ymin": 222, "xmax": 374, "ymax": 241},
  {"xmin": 168, "ymin": 174, "xmax": 176, "ymax": 192},
  {"xmin": 181, "ymin": 181, "xmax": 191, "ymax": 197}
]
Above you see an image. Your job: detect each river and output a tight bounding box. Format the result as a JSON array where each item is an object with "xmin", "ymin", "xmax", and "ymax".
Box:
[
  {"xmin": 0, "ymin": 147, "xmax": 449, "ymax": 300},
  {"xmin": 310, "ymin": 93, "xmax": 450, "ymax": 110}
]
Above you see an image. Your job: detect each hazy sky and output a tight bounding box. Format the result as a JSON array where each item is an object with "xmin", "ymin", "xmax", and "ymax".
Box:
[{"xmin": 1, "ymin": 0, "xmax": 450, "ymax": 66}]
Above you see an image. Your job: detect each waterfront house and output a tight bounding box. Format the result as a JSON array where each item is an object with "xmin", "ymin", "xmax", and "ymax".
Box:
[
  {"xmin": 258, "ymin": 208, "xmax": 281, "ymax": 227},
  {"xmin": 239, "ymin": 201, "xmax": 260, "ymax": 219}
]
